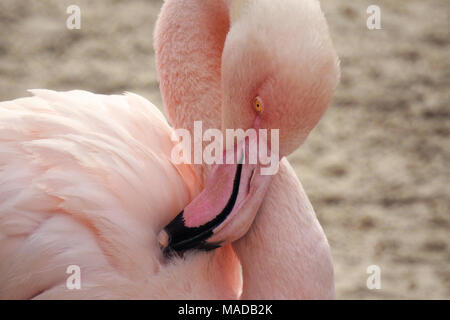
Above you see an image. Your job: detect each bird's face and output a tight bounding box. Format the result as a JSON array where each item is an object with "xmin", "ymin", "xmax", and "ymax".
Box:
[
  {"xmin": 158, "ymin": 135, "xmax": 273, "ymax": 256},
  {"xmin": 158, "ymin": 0, "xmax": 339, "ymax": 257},
  {"xmin": 221, "ymin": 0, "xmax": 340, "ymax": 157}
]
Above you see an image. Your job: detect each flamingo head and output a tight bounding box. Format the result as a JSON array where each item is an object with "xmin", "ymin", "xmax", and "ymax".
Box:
[
  {"xmin": 222, "ymin": 0, "xmax": 340, "ymax": 157},
  {"xmin": 158, "ymin": 0, "xmax": 339, "ymax": 257}
]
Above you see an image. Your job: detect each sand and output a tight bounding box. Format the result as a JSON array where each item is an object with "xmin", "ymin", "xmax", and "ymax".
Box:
[{"xmin": 0, "ymin": 0, "xmax": 448, "ymax": 299}]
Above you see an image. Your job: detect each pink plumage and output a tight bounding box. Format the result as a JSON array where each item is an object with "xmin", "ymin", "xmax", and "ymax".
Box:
[{"xmin": 0, "ymin": 0, "xmax": 339, "ymax": 299}]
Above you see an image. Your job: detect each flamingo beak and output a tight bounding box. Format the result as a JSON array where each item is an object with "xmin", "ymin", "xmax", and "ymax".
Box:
[{"xmin": 158, "ymin": 136, "xmax": 274, "ymax": 257}]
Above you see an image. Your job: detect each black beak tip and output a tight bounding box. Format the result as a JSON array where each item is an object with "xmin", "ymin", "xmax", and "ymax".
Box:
[{"xmin": 158, "ymin": 226, "xmax": 223, "ymax": 258}]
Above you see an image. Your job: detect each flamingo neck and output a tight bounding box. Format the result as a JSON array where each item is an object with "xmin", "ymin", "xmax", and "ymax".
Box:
[
  {"xmin": 155, "ymin": 0, "xmax": 229, "ymax": 135},
  {"xmin": 155, "ymin": 0, "xmax": 231, "ymax": 184},
  {"xmin": 232, "ymin": 159, "xmax": 335, "ymax": 299}
]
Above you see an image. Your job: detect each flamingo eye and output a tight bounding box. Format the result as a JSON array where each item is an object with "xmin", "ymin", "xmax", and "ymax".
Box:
[{"xmin": 253, "ymin": 97, "xmax": 263, "ymax": 113}]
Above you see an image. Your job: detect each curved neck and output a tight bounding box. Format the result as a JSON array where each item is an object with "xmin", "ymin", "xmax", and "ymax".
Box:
[
  {"xmin": 232, "ymin": 159, "xmax": 335, "ymax": 299},
  {"xmin": 155, "ymin": 0, "xmax": 229, "ymax": 135}
]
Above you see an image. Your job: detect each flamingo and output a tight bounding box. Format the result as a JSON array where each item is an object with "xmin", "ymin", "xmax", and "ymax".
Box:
[{"xmin": 0, "ymin": 0, "xmax": 339, "ymax": 299}]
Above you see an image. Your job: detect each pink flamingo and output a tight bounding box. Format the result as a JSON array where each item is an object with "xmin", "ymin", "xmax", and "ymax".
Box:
[{"xmin": 0, "ymin": 0, "xmax": 339, "ymax": 299}]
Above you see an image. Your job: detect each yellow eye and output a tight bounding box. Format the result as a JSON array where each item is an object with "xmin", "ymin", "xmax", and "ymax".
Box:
[{"xmin": 254, "ymin": 97, "xmax": 263, "ymax": 113}]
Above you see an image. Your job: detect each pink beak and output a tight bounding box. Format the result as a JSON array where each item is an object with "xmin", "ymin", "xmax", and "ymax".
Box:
[{"xmin": 158, "ymin": 136, "xmax": 274, "ymax": 257}]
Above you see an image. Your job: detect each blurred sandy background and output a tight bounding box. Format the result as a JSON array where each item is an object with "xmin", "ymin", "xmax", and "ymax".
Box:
[{"xmin": 0, "ymin": 0, "xmax": 448, "ymax": 299}]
